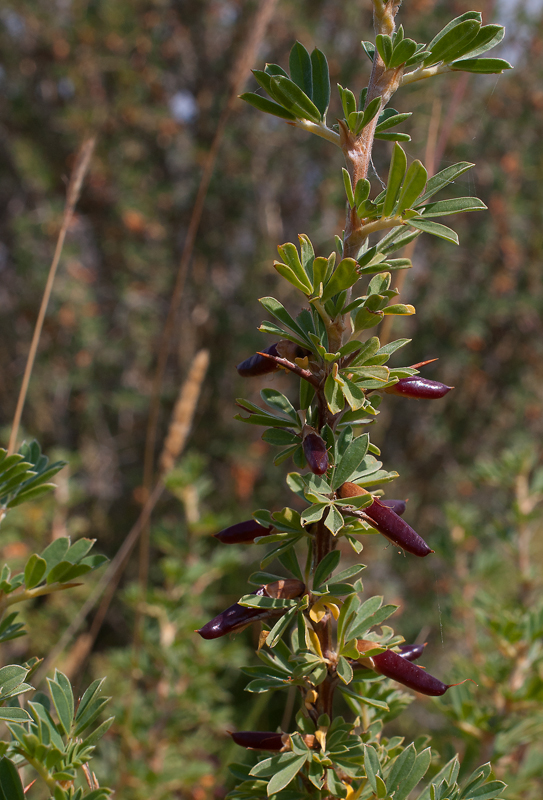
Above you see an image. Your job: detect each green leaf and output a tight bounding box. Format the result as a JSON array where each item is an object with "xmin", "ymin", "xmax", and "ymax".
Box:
[
  {"xmin": 321, "ymin": 258, "xmax": 359, "ymax": 303},
  {"xmin": 364, "ymin": 744, "xmax": 381, "ymax": 792},
  {"xmin": 382, "ymin": 303, "xmax": 415, "ymax": 316},
  {"xmin": 465, "ymin": 782, "xmax": 507, "ymax": 800},
  {"xmin": 394, "ymin": 747, "xmax": 432, "ymax": 800},
  {"xmin": 342, "ymin": 168, "xmax": 355, "ymax": 208},
  {"xmin": 354, "ymin": 179, "xmax": 371, "ymax": 208},
  {"xmin": 324, "ymin": 375, "xmax": 345, "ymax": 415},
  {"xmin": 274, "ymin": 262, "xmax": 313, "ymax": 296},
  {"xmin": 289, "ymin": 42, "xmax": 313, "ymax": 98},
  {"xmin": 375, "ymin": 111, "xmax": 412, "ymax": 133},
  {"xmin": 41, "ymin": 538, "xmax": 70, "ymax": 573},
  {"xmin": 267, "ymin": 605, "xmax": 298, "ymax": 648},
  {"xmin": 313, "ymin": 551, "xmax": 341, "ymax": 589},
  {"xmin": 310, "ymin": 48, "xmax": 330, "ymax": 118},
  {"xmin": 270, "ymin": 75, "xmax": 322, "ymax": 123},
  {"xmin": 416, "ymin": 161, "xmax": 474, "ymax": 205},
  {"xmin": 0, "ymin": 665, "xmax": 30, "ymax": 697},
  {"xmin": 262, "ymin": 429, "xmax": 299, "ymax": 447},
  {"xmin": 424, "ymin": 19, "xmax": 481, "ymax": 67},
  {"xmin": 358, "ymin": 97, "xmax": 381, "ymax": 134},
  {"xmin": 47, "ymin": 676, "xmax": 73, "ymax": 735},
  {"xmin": 331, "ymin": 435, "xmax": 369, "ymax": 490},
  {"xmin": 267, "ymin": 754, "xmax": 307, "ymax": 795},
  {"xmin": 450, "ymin": 57, "xmax": 513, "ymax": 74},
  {"xmin": 261, "ymin": 389, "xmax": 298, "ymax": 422},
  {"xmin": 408, "ymin": 217, "xmax": 459, "ymax": 244},
  {"xmin": 0, "ymin": 707, "xmax": 31, "ymax": 723},
  {"xmin": 24, "ymin": 554, "xmax": 47, "ymax": 589},
  {"xmin": 374, "ymin": 131, "xmax": 411, "ymax": 142},
  {"xmin": 338, "ymin": 84, "xmax": 356, "ymax": 118},
  {"xmin": 387, "ymin": 744, "xmax": 416, "ymax": 796},
  {"xmin": 383, "ymin": 144, "xmax": 407, "ymax": 217},
  {"xmin": 461, "ymin": 24, "xmax": 504, "ymax": 59},
  {"xmin": 419, "ymin": 197, "xmax": 486, "ymax": 217},
  {"xmin": 349, "ymin": 604, "xmax": 398, "ymax": 639},
  {"xmin": 259, "ymin": 296, "xmax": 312, "ymax": 345},
  {"xmin": 277, "ymin": 242, "xmax": 313, "ymax": 293},
  {"xmin": 375, "ymin": 34, "xmax": 393, "ymax": 67},
  {"xmin": 301, "ymin": 503, "xmax": 329, "ymax": 525},
  {"xmin": 239, "ymin": 93, "xmax": 297, "ymax": 121},
  {"xmin": 0, "ymin": 758, "xmax": 25, "ymax": 800},
  {"xmin": 397, "ymin": 160, "xmax": 427, "ymax": 213},
  {"xmin": 336, "ymin": 655, "xmax": 353, "ymax": 685},
  {"xmin": 324, "ymin": 504, "xmax": 344, "ymax": 535},
  {"xmin": 389, "ymin": 38, "xmax": 418, "ymax": 68}
]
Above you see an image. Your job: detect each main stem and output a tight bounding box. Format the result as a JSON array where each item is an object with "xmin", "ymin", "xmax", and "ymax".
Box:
[{"xmin": 310, "ymin": 0, "xmax": 403, "ymax": 735}]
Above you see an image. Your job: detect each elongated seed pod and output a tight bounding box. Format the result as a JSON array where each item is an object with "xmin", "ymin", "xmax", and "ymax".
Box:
[
  {"xmin": 236, "ymin": 343, "xmax": 280, "ymax": 377},
  {"xmin": 371, "ymin": 649, "xmax": 450, "ymax": 696},
  {"xmin": 302, "ymin": 430, "xmax": 329, "ymax": 475},
  {"xmin": 337, "ymin": 484, "xmax": 433, "ymax": 557},
  {"xmin": 197, "ymin": 579, "xmax": 305, "ymax": 640},
  {"xmin": 381, "ymin": 499, "xmax": 407, "ymax": 516},
  {"xmin": 214, "ymin": 519, "xmax": 274, "ymax": 544},
  {"xmin": 385, "ymin": 377, "xmax": 452, "ymax": 399},
  {"xmin": 230, "ymin": 731, "xmax": 286, "ymax": 751},
  {"xmin": 398, "ymin": 643, "xmax": 426, "ymax": 662},
  {"xmin": 365, "ymin": 498, "xmax": 433, "ymax": 557}
]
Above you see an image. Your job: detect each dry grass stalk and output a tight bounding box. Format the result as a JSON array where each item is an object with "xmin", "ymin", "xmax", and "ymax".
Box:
[
  {"xmin": 7, "ymin": 137, "xmax": 96, "ymax": 456},
  {"xmin": 159, "ymin": 349, "xmax": 210, "ymax": 474}
]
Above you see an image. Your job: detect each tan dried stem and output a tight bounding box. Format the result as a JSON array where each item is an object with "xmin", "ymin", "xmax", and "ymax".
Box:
[
  {"xmin": 158, "ymin": 349, "xmax": 210, "ymax": 475},
  {"xmin": 7, "ymin": 137, "xmax": 96, "ymax": 458}
]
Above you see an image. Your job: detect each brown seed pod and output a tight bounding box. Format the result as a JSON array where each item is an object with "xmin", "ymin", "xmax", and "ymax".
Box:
[
  {"xmin": 302, "ymin": 428, "xmax": 329, "ymax": 475},
  {"xmin": 236, "ymin": 340, "xmax": 310, "ymax": 377},
  {"xmin": 214, "ymin": 519, "xmax": 274, "ymax": 544},
  {"xmin": 236, "ymin": 343, "xmax": 280, "ymax": 377},
  {"xmin": 197, "ymin": 579, "xmax": 305, "ymax": 640},
  {"xmin": 385, "ymin": 377, "xmax": 452, "ymax": 399},
  {"xmin": 337, "ymin": 483, "xmax": 433, "ymax": 557},
  {"xmin": 371, "ymin": 649, "xmax": 450, "ymax": 696},
  {"xmin": 230, "ymin": 731, "xmax": 287, "ymax": 751}
]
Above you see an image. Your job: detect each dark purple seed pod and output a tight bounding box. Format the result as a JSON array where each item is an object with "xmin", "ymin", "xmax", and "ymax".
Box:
[
  {"xmin": 302, "ymin": 432, "xmax": 329, "ymax": 475},
  {"xmin": 363, "ymin": 498, "xmax": 433, "ymax": 558},
  {"xmin": 381, "ymin": 499, "xmax": 407, "ymax": 516},
  {"xmin": 371, "ymin": 649, "xmax": 450, "ymax": 696},
  {"xmin": 398, "ymin": 643, "xmax": 426, "ymax": 662},
  {"xmin": 214, "ymin": 519, "xmax": 274, "ymax": 544},
  {"xmin": 230, "ymin": 731, "xmax": 286, "ymax": 751},
  {"xmin": 385, "ymin": 377, "xmax": 452, "ymax": 399},
  {"xmin": 197, "ymin": 579, "xmax": 305, "ymax": 640},
  {"xmin": 236, "ymin": 343, "xmax": 280, "ymax": 377}
]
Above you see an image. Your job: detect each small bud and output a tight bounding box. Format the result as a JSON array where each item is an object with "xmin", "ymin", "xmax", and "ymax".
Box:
[
  {"xmin": 337, "ymin": 484, "xmax": 433, "ymax": 557},
  {"xmin": 398, "ymin": 643, "xmax": 426, "ymax": 662},
  {"xmin": 302, "ymin": 428, "xmax": 329, "ymax": 475},
  {"xmin": 214, "ymin": 519, "xmax": 273, "ymax": 544},
  {"xmin": 385, "ymin": 377, "xmax": 452, "ymax": 399},
  {"xmin": 230, "ymin": 731, "xmax": 287, "ymax": 751},
  {"xmin": 371, "ymin": 649, "xmax": 450, "ymax": 696}
]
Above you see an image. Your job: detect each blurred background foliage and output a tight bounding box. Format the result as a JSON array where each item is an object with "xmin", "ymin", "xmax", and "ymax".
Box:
[{"xmin": 0, "ymin": 0, "xmax": 542, "ymax": 797}]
